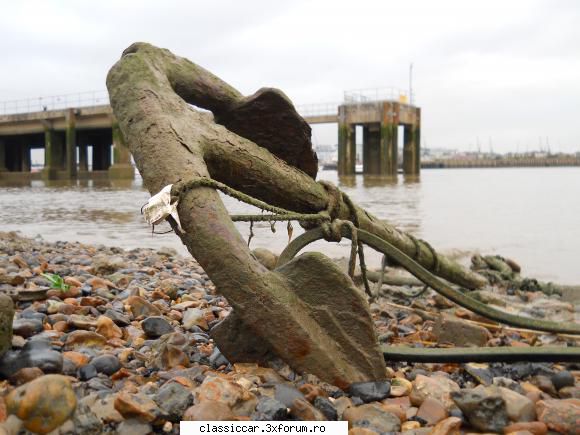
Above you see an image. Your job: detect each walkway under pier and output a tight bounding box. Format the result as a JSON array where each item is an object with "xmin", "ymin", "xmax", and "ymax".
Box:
[{"xmin": 0, "ymin": 105, "xmax": 133, "ymax": 181}]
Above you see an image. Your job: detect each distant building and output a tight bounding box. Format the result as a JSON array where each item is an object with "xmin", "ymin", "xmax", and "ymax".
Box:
[{"xmin": 421, "ymin": 147, "xmax": 458, "ymax": 161}]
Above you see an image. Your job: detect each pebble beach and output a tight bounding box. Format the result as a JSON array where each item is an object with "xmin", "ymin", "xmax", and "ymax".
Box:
[{"xmin": 0, "ymin": 231, "xmax": 579, "ymax": 434}]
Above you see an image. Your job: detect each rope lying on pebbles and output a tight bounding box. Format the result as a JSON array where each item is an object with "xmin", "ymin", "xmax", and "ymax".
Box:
[
  {"xmin": 278, "ymin": 226, "xmax": 580, "ymax": 335},
  {"xmin": 171, "ymin": 176, "xmax": 580, "ymax": 362},
  {"xmin": 279, "ymin": 226, "xmax": 580, "ymax": 362},
  {"xmin": 381, "ymin": 345, "xmax": 580, "ymax": 363}
]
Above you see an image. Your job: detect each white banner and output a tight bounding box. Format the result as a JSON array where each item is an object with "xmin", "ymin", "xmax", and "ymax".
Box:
[{"xmin": 180, "ymin": 421, "xmax": 348, "ymax": 435}]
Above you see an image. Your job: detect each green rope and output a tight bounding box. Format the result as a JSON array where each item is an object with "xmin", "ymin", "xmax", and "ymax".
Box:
[
  {"xmin": 408, "ymin": 233, "xmax": 440, "ymax": 274},
  {"xmin": 374, "ymin": 255, "xmax": 387, "ymax": 297},
  {"xmin": 382, "ymin": 345, "xmax": 580, "ymax": 363},
  {"xmin": 278, "ymin": 226, "xmax": 580, "ymax": 335},
  {"xmin": 169, "ymin": 176, "xmax": 580, "ymax": 362},
  {"xmin": 318, "ymin": 182, "xmax": 373, "ymax": 299},
  {"xmin": 171, "ymin": 177, "xmax": 580, "ymax": 334},
  {"xmin": 172, "ymin": 177, "xmax": 330, "ymax": 222},
  {"xmin": 230, "ymin": 213, "xmax": 324, "ymax": 223},
  {"xmin": 172, "ymin": 176, "xmax": 370, "ymax": 292}
]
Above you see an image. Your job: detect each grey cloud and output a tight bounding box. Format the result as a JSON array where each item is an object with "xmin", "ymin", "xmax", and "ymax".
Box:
[{"xmin": 1, "ymin": 0, "xmax": 578, "ymax": 152}]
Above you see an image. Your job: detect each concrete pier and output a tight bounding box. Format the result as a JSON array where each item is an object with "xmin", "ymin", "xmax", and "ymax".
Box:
[
  {"xmin": 0, "ymin": 105, "xmax": 134, "ymax": 181},
  {"xmin": 338, "ymin": 101, "xmax": 421, "ymax": 177},
  {"xmin": 1, "ymin": 90, "xmax": 421, "ymax": 181}
]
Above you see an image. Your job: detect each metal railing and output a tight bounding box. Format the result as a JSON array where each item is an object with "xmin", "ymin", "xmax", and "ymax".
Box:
[
  {"xmin": 297, "ymin": 87, "xmax": 416, "ymax": 118},
  {"xmin": 344, "ymin": 87, "xmax": 414, "ymax": 105},
  {"xmin": 296, "ymin": 102, "xmax": 339, "ymax": 117},
  {"xmin": 0, "ymin": 90, "xmax": 110, "ymax": 116},
  {"xmin": 1, "ymin": 86, "xmax": 416, "ymax": 118}
]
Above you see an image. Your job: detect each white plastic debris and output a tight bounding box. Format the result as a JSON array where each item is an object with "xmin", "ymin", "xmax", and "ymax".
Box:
[{"xmin": 142, "ymin": 184, "xmax": 183, "ymax": 233}]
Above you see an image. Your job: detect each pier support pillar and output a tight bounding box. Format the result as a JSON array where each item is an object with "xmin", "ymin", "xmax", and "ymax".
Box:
[
  {"xmin": 362, "ymin": 124, "xmax": 381, "ymax": 174},
  {"xmin": 0, "ymin": 139, "xmax": 6, "ymax": 172},
  {"xmin": 108, "ymin": 122, "xmax": 134, "ymax": 179},
  {"xmin": 402, "ymin": 107, "xmax": 421, "ymax": 176},
  {"xmin": 380, "ymin": 102, "xmax": 399, "ymax": 177},
  {"xmin": 402, "ymin": 108, "xmax": 421, "ymax": 176},
  {"xmin": 414, "ymin": 108, "xmax": 421, "ymax": 175},
  {"xmin": 362, "ymin": 126, "xmax": 369, "ymax": 174},
  {"xmin": 20, "ymin": 140, "xmax": 31, "ymax": 173},
  {"xmin": 380, "ymin": 109, "xmax": 398, "ymax": 176},
  {"xmin": 338, "ymin": 122, "xmax": 356, "ymax": 176},
  {"xmin": 65, "ymin": 109, "xmax": 77, "ymax": 178},
  {"xmin": 403, "ymin": 125, "xmax": 420, "ymax": 176},
  {"xmin": 43, "ymin": 128, "xmax": 64, "ymax": 180}
]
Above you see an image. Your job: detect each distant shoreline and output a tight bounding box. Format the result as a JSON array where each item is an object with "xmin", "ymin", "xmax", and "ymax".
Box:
[
  {"xmin": 422, "ymin": 156, "xmax": 580, "ymax": 169},
  {"xmin": 322, "ymin": 156, "xmax": 580, "ymax": 171}
]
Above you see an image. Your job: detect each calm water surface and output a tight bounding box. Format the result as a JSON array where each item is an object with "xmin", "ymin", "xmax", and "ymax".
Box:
[{"xmin": 1, "ymin": 167, "xmax": 579, "ymax": 284}]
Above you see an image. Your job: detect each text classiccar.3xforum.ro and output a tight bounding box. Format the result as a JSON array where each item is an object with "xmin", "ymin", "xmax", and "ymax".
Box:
[{"xmin": 188, "ymin": 422, "xmax": 334, "ymax": 433}]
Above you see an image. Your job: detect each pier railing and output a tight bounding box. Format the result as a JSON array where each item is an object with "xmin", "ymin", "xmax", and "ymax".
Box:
[
  {"xmin": 344, "ymin": 87, "xmax": 413, "ymax": 105},
  {"xmin": 295, "ymin": 102, "xmax": 338, "ymax": 117},
  {"xmin": 0, "ymin": 90, "xmax": 110, "ymax": 115},
  {"xmin": 1, "ymin": 86, "xmax": 415, "ymax": 117}
]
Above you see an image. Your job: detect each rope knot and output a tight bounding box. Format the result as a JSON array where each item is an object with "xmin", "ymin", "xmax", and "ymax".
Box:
[
  {"xmin": 318, "ymin": 181, "xmax": 343, "ymax": 221},
  {"xmin": 320, "ymin": 220, "xmax": 343, "ymax": 243}
]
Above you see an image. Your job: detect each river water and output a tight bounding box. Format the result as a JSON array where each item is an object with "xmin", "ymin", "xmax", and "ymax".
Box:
[{"xmin": 1, "ymin": 167, "xmax": 579, "ymax": 284}]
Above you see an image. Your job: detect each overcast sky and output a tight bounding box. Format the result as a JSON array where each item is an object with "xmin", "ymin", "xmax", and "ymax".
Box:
[{"xmin": 1, "ymin": 0, "xmax": 579, "ymax": 153}]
